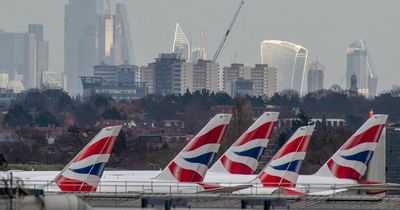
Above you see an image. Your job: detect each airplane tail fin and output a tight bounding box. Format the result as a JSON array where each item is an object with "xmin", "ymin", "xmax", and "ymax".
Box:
[
  {"xmin": 257, "ymin": 125, "xmax": 314, "ymax": 187},
  {"xmin": 154, "ymin": 114, "xmax": 232, "ymax": 182},
  {"xmin": 314, "ymin": 114, "xmax": 388, "ymax": 180},
  {"xmin": 54, "ymin": 125, "xmax": 122, "ymax": 192},
  {"xmin": 209, "ymin": 112, "xmax": 279, "ymax": 174}
]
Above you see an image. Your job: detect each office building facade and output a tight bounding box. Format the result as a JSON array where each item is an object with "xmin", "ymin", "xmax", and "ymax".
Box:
[
  {"xmin": 64, "ymin": 0, "xmax": 104, "ymax": 95},
  {"xmin": 0, "ymin": 25, "xmax": 49, "ymax": 90},
  {"xmin": 307, "ymin": 61, "xmax": 324, "ymax": 93},
  {"xmin": 172, "ymin": 23, "xmax": 190, "ymax": 61},
  {"xmin": 261, "ymin": 40, "xmax": 308, "ymax": 94},
  {"xmin": 346, "ymin": 39, "xmax": 378, "ymax": 97},
  {"xmin": 82, "ymin": 64, "xmax": 146, "ymax": 100}
]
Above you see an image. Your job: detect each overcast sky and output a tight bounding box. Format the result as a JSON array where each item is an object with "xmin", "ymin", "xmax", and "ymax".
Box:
[{"xmin": 0, "ymin": 0, "xmax": 399, "ymax": 91}]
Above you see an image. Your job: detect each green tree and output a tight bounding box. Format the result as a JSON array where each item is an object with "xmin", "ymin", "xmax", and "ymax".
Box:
[
  {"xmin": 4, "ymin": 104, "xmax": 33, "ymax": 128},
  {"xmin": 36, "ymin": 110, "xmax": 58, "ymax": 126}
]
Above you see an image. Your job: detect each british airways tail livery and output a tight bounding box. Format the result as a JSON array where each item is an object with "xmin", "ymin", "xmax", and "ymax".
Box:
[
  {"xmin": 155, "ymin": 114, "xmax": 232, "ymax": 182},
  {"xmin": 209, "ymin": 112, "xmax": 279, "ymax": 175},
  {"xmin": 314, "ymin": 114, "xmax": 387, "ymax": 180},
  {"xmin": 54, "ymin": 125, "xmax": 122, "ymax": 192},
  {"xmin": 258, "ymin": 125, "xmax": 314, "ymax": 188}
]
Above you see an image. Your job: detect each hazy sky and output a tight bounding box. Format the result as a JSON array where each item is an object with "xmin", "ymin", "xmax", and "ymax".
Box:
[{"xmin": 0, "ymin": 0, "xmax": 399, "ymax": 91}]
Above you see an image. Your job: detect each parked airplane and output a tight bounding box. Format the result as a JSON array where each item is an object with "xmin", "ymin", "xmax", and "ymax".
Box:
[
  {"xmin": 7, "ymin": 114, "xmax": 233, "ymax": 193},
  {"xmin": 4, "ymin": 125, "xmax": 122, "ymax": 192},
  {"xmin": 208, "ymin": 112, "xmax": 279, "ymax": 175},
  {"xmin": 211, "ymin": 125, "xmax": 315, "ymax": 194},
  {"xmin": 296, "ymin": 114, "xmax": 394, "ymax": 195}
]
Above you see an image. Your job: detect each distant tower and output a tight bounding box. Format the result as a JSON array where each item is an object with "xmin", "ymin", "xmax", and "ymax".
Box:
[
  {"xmin": 350, "ymin": 73, "xmax": 358, "ymax": 91},
  {"xmin": 64, "ymin": 0, "xmax": 104, "ymax": 95},
  {"xmin": 261, "ymin": 40, "xmax": 308, "ymax": 94},
  {"xmin": 112, "ymin": 3, "xmax": 135, "ymax": 65},
  {"xmin": 307, "ymin": 60, "xmax": 324, "ymax": 93},
  {"xmin": 172, "ymin": 23, "xmax": 190, "ymax": 61},
  {"xmin": 346, "ymin": 39, "xmax": 377, "ymax": 97}
]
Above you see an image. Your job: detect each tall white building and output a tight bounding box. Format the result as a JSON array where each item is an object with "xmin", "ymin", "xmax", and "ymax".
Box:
[
  {"xmin": 346, "ymin": 39, "xmax": 377, "ymax": 97},
  {"xmin": 260, "ymin": 40, "xmax": 308, "ymax": 94},
  {"xmin": 172, "ymin": 23, "xmax": 190, "ymax": 61}
]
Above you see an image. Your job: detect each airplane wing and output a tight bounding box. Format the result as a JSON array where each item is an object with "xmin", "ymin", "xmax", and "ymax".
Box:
[{"xmin": 200, "ymin": 184, "xmax": 253, "ymax": 194}]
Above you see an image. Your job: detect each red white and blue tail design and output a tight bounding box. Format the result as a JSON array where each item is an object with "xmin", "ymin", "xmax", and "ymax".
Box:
[
  {"xmin": 54, "ymin": 125, "xmax": 122, "ymax": 192},
  {"xmin": 155, "ymin": 114, "xmax": 232, "ymax": 182},
  {"xmin": 257, "ymin": 125, "xmax": 314, "ymax": 188},
  {"xmin": 314, "ymin": 114, "xmax": 388, "ymax": 180},
  {"xmin": 209, "ymin": 112, "xmax": 279, "ymax": 175}
]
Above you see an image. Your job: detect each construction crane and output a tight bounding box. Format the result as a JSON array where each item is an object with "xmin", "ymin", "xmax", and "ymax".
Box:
[{"xmin": 212, "ymin": 0, "xmax": 245, "ymax": 63}]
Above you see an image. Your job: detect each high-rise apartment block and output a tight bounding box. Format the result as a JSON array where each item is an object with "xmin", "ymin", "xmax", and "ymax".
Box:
[
  {"xmin": 307, "ymin": 61, "xmax": 324, "ymax": 93},
  {"xmin": 261, "ymin": 40, "xmax": 308, "ymax": 94},
  {"xmin": 221, "ymin": 63, "xmax": 277, "ymax": 97},
  {"xmin": 191, "ymin": 60, "xmax": 219, "ymax": 93},
  {"xmin": 154, "ymin": 53, "xmax": 185, "ymax": 95},
  {"xmin": 139, "ymin": 63, "xmax": 155, "ymax": 94},
  {"xmin": 346, "ymin": 39, "xmax": 377, "ymax": 97},
  {"xmin": 251, "ymin": 64, "xmax": 277, "ymax": 97}
]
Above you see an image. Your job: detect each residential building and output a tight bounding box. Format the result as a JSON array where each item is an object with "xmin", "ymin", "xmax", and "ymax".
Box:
[
  {"xmin": 251, "ymin": 64, "xmax": 277, "ymax": 97},
  {"xmin": 191, "ymin": 60, "xmax": 219, "ymax": 92},
  {"xmin": 139, "ymin": 63, "xmax": 155, "ymax": 94},
  {"xmin": 231, "ymin": 78, "xmax": 253, "ymax": 96},
  {"xmin": 222, "ymin": 63, "xmax": 244, "ymax": 95},
  {"xmin": 261, "ymin": 40, "xmax": 308, "ymax": 93},
  {"xmin": 307, "ymin": 61, "xmax": 324, "ymax": 93},
  {"xmin": 154, "ymin": 53, "xmax": 185, "ymax": 95}
]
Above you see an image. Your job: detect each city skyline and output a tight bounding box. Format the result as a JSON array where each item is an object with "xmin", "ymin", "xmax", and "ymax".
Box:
[{"xmin": 0, "ymin": 0, "xmax": 399, "ymax": 92}]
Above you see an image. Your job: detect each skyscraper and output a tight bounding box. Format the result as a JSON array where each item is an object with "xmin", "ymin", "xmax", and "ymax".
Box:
[
  {"xmin": 28, "ymin": 24, "xmax": 49, "ymax": 88},
  {"xmin": 64, "ymin": 0, "xmax": 104, "ymax": 95},
  {"xmin": 112, "ymin": 3, "xmax": 135, "ymax": 65},
  {"xmin": 172, "ymin": 23, "xmax": 190, "ymax": 61},
  {"xmin": 307, "ymin": 61, "xmax": 324, "ymax": 93},
  {"xmin": 346, "ymin": 39, "xmax": 378, "ymax": 97},
  {"xmin": 260, "ymin": 40, "xmax": 308, "ymax": 93},
  {"xmin": 0, "ymin": 29, "xmax": 37, "ymax": 89}
]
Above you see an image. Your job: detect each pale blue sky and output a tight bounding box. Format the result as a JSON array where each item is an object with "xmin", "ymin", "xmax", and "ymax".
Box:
[{"xmin": 0, "ymin": 0, "xmax": 399, "ymax": 91}]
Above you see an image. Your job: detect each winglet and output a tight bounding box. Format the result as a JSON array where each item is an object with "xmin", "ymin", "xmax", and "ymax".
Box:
[
  {"xmin": 257, "ymin": 125, "xmax": 314, "ymax": 188},
  {"xmin": 209, "ymin": 112, "xmax": 279, "ymax": 175},
  {"xmin": 314, "ymin": 114, "xmax": 388, "ymax": 180},
  {"xmin": 54, "ymin": 125, "xmax": 122, "ymax": 192},
  {"xmin": 154, "ymin": 114, "xmax": 232, "ymax": 182}
]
